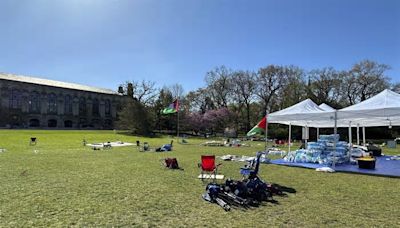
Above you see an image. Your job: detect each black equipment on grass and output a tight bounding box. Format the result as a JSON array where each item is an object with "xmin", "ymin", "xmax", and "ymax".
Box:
[{"xmin": 202, "ymin": 151, "xmax": 294, "ymax": 210}]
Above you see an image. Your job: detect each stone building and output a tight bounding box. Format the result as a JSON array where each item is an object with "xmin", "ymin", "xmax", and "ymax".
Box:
[{"xmin": 0, "ymin": 73, "xmax": 123, "ymax": 129}]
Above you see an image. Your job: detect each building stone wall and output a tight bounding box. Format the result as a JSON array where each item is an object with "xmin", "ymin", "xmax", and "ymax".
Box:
[{"xmin": 0, "ymin": 79, "xmax": 123, "ymax": 129}]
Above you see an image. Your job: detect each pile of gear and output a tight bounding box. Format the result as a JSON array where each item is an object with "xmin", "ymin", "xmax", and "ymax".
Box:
[
  {"xmin": 284, "ymin": 134, "xmax": 350, "ymax": 165},
  {"xmin": 202, "ymin": 151, "xmax": 295, "ymax": 211}
]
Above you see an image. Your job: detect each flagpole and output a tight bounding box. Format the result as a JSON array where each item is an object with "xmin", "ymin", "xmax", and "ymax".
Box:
[
  {"xmin": 177, "ymin": 107, "xmax": 179, "ymax": 138},
  {"xmin": 265, "ymin": 108, "xmax": 269, "ymax": 152}
]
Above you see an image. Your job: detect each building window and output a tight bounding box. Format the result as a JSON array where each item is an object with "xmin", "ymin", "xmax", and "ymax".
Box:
[
  {"xmin": 105, "ymin": 99, "xmax": 111, "ymax": 116},
  {"xmin": 64, "ymin": 95, "xmax": 73, "ymax": 115},
  {"xmin": 9, "ymin": 89, "xmax": 20, "ymax": 109},
  {"xmin": 29, "ymin": 92, "xmax": 40, "ymax": 113},
  {"xmin": 64, "ymin": 120, "xmax": 73, "ymax": 128},
  {"xmin": 29, "ymin": 119, "xmax": 40, "ymax": 127},
  {"xmin": 92, "ymin": 98, "xmax": 99, "ymax": 116},
  {"xmin": 79, "ymin": 97, "xmax": 86, "ymax": 115},
  {"xmin": 48, "ymin": 119, "xmax": 57, "ymax": 127},
  {"xmin": 48, "ymin": 93, "xmax": 57, "ymax": 114}
]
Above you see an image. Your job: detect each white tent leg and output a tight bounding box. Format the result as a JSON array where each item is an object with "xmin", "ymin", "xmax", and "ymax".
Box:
[
  {"xmin": 363, "ymin": 127, "xmax": 366, "ymax": 145},
  {"xmin": 288, "ymin": 123, "xmax": 292, "ymax": 153},
  {"xmin": 333, "ymin": 111, "xmax": 338, "ymax": 168},
  {"xmin": 317, "ymin": 127, "xmax": 320, "ymax": 140},
  {"xmin": 356, "ymin": 124, "xmax": 360, "ymax": 145},
  {"xmin": 348, "ymin": 122, "xmax": 352, "ymax": 160}
]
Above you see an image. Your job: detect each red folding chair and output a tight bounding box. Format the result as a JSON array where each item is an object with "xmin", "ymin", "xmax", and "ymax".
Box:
[{"xmin": 198, "ymin": 155, "xmax": 221, "ymax": 182}]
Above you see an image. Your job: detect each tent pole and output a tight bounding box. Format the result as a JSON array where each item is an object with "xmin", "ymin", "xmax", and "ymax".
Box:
[
  {"xmin": 362, "ymin": 127, "xmax": 366, "ymax": 145},
  {"xmin": 305, "ymin": 126, "xmax": 308, "ymax": 147},
  {"xmin": 333, "ymin": 111, "xmax": 337, "ymax": 168},
  {"xmin": 317, "ymin": 127, "xmax": 320, "ymax": 140},
  {"xmin": 348, "ymin": 122, "xmax": 352, "ymax": 161},
  {"xmin": 288, "ymin": 123, "xmax": 291, "ymax": 153},
  {"xmin": 356, "ymin": 124, "xmax": 360, "ymax": 145}
]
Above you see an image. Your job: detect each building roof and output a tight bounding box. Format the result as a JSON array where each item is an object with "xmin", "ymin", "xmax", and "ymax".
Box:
[{"xmin": 0, "ymin": 72, "xmax": 118, "ymax": 95}]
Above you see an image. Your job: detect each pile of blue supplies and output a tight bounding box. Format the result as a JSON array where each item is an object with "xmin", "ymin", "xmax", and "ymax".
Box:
[{"xmin": 284, "ymin": 134, "xmax": 350, "ymax": 165}]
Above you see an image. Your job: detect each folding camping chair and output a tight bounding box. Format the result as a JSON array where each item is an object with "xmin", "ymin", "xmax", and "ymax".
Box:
[{"xmin": 198, "ymin": 155, "xmax": 222, "ymax": 182}]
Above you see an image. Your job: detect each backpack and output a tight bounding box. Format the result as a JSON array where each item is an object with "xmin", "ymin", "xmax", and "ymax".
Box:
[{"xmin": 164, "ymin": 158, "xmax": 180, "ymax": 169}]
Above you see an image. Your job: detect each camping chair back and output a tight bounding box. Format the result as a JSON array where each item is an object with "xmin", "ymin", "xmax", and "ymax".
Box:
[{"xmin": 201, "ymin": 155, "xmax": 216, "ymax": 171}]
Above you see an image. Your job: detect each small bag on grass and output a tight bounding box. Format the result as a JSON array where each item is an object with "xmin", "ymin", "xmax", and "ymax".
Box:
[{"xmin": 164, "ymin": 158, "xmax": 182, "ymax": 170}]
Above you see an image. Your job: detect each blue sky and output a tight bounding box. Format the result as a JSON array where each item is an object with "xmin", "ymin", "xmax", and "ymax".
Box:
[{"xmin": 0, "ymin": 0, "xmax": 399, "ymax": 92}]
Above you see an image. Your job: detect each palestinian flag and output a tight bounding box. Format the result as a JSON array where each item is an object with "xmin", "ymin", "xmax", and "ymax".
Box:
[
  {"xmin": 246, "ymin": 116, "xmax": 267, "ymax": 136},
  {"xmin": 161, "ymin": 99, "xmax": 179, "ymax": 114}
]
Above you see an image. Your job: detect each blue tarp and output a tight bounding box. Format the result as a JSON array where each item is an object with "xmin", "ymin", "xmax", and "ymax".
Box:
[{"xmin": 270, "ymin": 156, "xmax": 400, "ymax": 178}]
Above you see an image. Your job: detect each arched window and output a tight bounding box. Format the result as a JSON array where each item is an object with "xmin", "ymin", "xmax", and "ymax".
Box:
[
  {"xmin": 64, "ymin": 120, "xmax": 73, "ymax": 128},
  {"xmin": 9, "ymin": 89, "xmax": 20, "ymax": 109},
  {"xmin": 79, "ymin": 97, "xmax": 86, "ymax": 115},
  {"xmin": 29, "ymin": 119, "xmax": 40, "ymax": 127},
  {"xmin": 105, "ymin": 99, "xmax": 111, "ymax": 116},
  {"xmin": 29, "ymin": 92, "xmax": 40, "ymax": 113},
  {"xmin": 92, "ymin": 98, "xmax": 99, "ymax": 116},
  {"xmin": 48, "ymin": 93, "xmax": 57, "ymax": 114},
  {"xmin": 64, "ymin": 95, "xmax": 72, "ymax": 115},
  {"xmin": 48, "ymin": 119, "xmax": 57, "ymax": 127}
]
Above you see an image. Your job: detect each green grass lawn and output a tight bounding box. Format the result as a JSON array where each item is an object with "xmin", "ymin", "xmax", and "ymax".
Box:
[{"xmin": 0, "ymin": 130, "xmax": 399, "ymax": 227}]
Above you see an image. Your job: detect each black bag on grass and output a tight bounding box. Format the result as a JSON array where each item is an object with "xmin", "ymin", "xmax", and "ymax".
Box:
[{"xmin": 164, "ymin": 158, "xmax": 180, "ymax": 169}]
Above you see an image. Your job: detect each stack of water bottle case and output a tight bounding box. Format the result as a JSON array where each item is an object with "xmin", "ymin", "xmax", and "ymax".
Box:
[{"xmin": 284, "ymin": 134, "xmax": 354, "ymax": 165}]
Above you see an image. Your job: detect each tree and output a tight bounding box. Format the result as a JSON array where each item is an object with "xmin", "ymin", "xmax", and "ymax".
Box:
[
  {"xmin": 116, "ymin": 99, "xmax": 152, "ymax": 135},
  {"xmin": 121, "ymin": 80, "xmax": 158, "ymax": 106},
  {"xmin": 205, "ymin": 66, "xmax": 233, "ymax": 108},
  {"xmin": 153, "ymin": 87, "xmax": 174, "ymax": 131},
  {"xmin": 169, "ymin": 83, "xmax": 185, "ymax": 100},
  {"xmin": 231, "ymin": 70, "xmax": 256, "ymax": 131},
  {"xmin": 338, "ymin": 70, "xmax": 358, "ymax": 106},
  {"xmin": 255, "ymin": 65, "xmax": 287, "ymax": 114},
  {"xmin": 276, "ymin": 66, "xmax": 307, "ymax": 110},
  {"xmin": 185, "ymin": 88, "xmax": 215, "ymax": 113},
  {"xmin": 350, "ymin": 60, "xmax": 390, "ymax": 101},
  {"xmin": 340, "ymin": 60, "xmax": 390, "ymax": 105},
  {"xmin": 307, "ymin": 67, "xmax": 341, "ymax": 106}
]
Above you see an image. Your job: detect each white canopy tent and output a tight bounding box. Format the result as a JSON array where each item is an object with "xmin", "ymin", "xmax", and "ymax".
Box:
[
  {"xmin": 268, "ymin": 99, "xmax": 336, "ymax": 153},
  {"xmin": 319, "ymin": 103, "xmax": 336, "ymax": 111},
  {"xmin": 338, "ymin": 89, "xmax": 400, "ymax": 127},
  {"xmin": 264, "ymin": 89, "xmax": 400, "ymax": 167},
  {"xmin": 317, "ymin": 103, "xmax": 336, "ymax": 138},
  {"xmin": 337, "ymin": 89, "xmax": 400, "ymax": 145},
  {"xmin": 268, "ymin": 99, "xmax": 336, "ymax": 128}
]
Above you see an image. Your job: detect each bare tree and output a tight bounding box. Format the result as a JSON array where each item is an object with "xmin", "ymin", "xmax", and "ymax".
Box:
[
  {"xmin": 351, "ymin": 60, "xmax": 390, "ymax": 101},
  {"xmin": 231, "ymin": 70, "xmax": 256, "ymax": 131},
  {"xmin": 169, "ymin": 83, "xmax": 185, "ymax": 100},
  {"xmin": 255, "ymin": 65, "xmax": 287, "ymax": 114},
  {"xmin": 184, "ymin": 88, "xmax": 214, "ymax": 113},
  {"xmin": 339, "ymin": 71, "xmax": 359, "ymax": 106},
  {"xmin": 276, "ymin": 66, "xmax": 307, "ymax": 109},
  {"xmin": 205, "ymin": 66, "xmax": 233, "ymax": 108},
  {"xmin": 307, "ymin": 67, "xmax": 341, "ymax": 105},
  {"xmin": 122, "ymin": 80, "xmax": 158, "ymax": 106}
]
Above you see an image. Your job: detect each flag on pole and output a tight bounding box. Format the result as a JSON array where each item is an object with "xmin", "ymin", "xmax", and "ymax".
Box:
[
  {"xmin": 161, "ymin": 99, "xmax": 179, "ymax": 114},
  {"xmin": 246, "ymin": 116, "xmax": 267, "ymax": 136}
]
